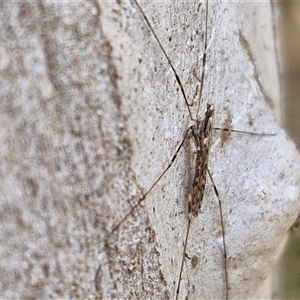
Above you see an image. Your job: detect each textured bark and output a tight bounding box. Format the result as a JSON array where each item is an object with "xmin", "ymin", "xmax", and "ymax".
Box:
[{"xmin": 0, "ymin": 1, "xmax": 299, "ymax": 299}]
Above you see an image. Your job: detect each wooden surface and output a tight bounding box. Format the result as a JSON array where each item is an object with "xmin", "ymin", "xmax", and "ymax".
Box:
[{"xmin": 0, "ymin": 1, "xmax": 300, "ymax": 299}]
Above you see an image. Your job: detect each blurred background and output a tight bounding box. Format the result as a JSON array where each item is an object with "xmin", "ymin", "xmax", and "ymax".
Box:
[{"xmin": 277, "ymin": 1, "xmax": 300, "ymax": 298}]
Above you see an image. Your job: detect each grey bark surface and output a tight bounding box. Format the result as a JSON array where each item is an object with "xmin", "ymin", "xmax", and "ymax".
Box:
[{"xmin": 0, "ymin": 1, "xmax": 300, "ymax": 299}]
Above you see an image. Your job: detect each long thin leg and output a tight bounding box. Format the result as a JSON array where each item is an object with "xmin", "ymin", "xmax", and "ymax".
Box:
[
  {"xmin": 176, "ymin": 219, "xmax": 191, "ymax": 300},
  {"xmin": 132, "ymin": 0, "xmax": 194, "ymax": 121},
  {"xmin": 207, "ymin": 168, "xmax": 229, "ymax": 300},
  {"xmin": 112, "ymin": 130, "xmax": 189, "ymax": 232},
  {"xmin": 196, "ymin": 0, "xmax": 208, "ymax": 118},
  {"xmin": 214, "ymin": 127, "xmax": 276, "ymax": 136}
]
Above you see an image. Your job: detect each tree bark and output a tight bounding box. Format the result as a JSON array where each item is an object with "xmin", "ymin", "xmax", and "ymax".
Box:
[{"xmin": 0, "ymin": 1, "xmax": 299, "ymax": 299}]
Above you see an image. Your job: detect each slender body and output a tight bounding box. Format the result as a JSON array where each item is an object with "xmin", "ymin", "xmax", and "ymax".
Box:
[
  {"xmin": 175, "ymin": 104, "xmax": 230, "ymax": 300},
  {"xmin": 188, "ymin": 104, "xmax": 214, "ymax": 220}
]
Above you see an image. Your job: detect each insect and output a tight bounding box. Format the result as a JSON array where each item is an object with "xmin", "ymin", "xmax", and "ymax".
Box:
[
  {"xmin": 110, "ymin": 0, "xmax": 276, "ymax": 299},
  {"xmin": 112, "ymin": 1, "xmax": 231, "ymax": 298}
]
